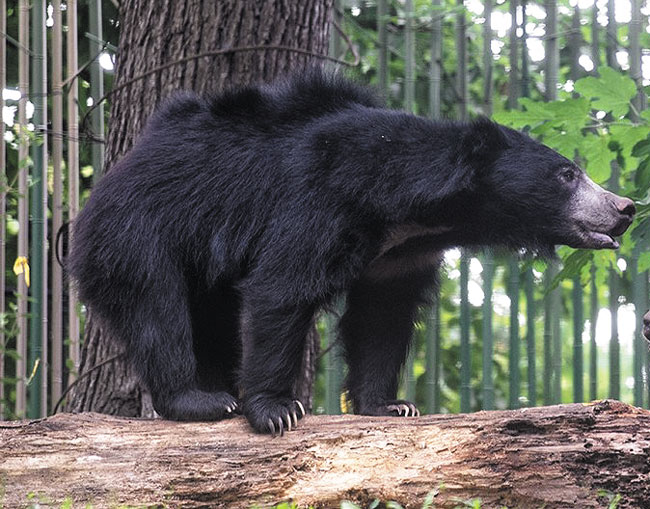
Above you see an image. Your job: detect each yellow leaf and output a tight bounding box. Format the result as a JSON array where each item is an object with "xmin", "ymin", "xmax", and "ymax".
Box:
[
  {"xmin": 13, "ymin": 256, "xmax": 30, "ymax": 287},
  {"xmin": 340, "ymin": 390, "xmax": 352, "ymax": 414}
]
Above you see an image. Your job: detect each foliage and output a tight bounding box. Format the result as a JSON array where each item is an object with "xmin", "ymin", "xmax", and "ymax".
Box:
[{"xmin": 494, "ymin": 66, "xmax": 650, "ymax": 282}]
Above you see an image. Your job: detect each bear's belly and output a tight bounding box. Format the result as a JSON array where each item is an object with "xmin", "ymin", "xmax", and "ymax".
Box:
[{"xmin": 363, "ymin": 224, "xmax": 450, "ymax": 280}]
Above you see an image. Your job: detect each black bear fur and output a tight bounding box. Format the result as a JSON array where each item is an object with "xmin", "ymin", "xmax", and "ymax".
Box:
[{"xmin": 69, "ymin": 70, "xmax": 634, "ymax": 434}]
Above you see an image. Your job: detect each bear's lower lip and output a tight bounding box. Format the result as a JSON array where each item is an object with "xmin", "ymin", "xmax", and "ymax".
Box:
[{"xmin": 570, "ymin": 230, "xmax": 619, "ymax": 249}]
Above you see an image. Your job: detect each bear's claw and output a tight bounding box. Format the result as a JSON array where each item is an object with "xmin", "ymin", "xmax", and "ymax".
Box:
[
  {"xmin": 387, "ymin": 402, "xmax": 420, "ymax": 417},
  {"xmin": 244, "ymin": 395, "xmax": 306, "ymax": 435}
]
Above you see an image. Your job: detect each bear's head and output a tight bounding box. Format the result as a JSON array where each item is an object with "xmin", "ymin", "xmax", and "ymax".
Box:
[
  {"xmin": 643, "ymin": 310, "xmax": 650, "ymax": 341},
  {"xmin": 458, "ymin": 119, "xmax": 635, "ymax": 255}
]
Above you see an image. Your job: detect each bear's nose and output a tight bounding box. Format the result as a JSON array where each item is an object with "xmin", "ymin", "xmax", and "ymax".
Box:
[{"xmin": 614, "ymin": 197, "xmax": 636, "ymax": 217}]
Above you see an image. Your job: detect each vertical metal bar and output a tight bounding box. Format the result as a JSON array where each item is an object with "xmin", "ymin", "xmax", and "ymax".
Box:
[
  {"xmin": 51, "ymin": 0, "xmax": 64, "ymax": 414},
  {"xmin": 520, "ymin": 0, "xmax": 530, "ymax": 98},
  {"xmin": 572, "ymin": 275, "xmax": 584, "ymax": 402},
  {"xmin": 29, "ymin": 0, "xmax": 47, "ymax": 419},
  {"xmin": 67, "ymin": 0, "xmax": 81, "ymax": 384},
  {"xmin": 429, "ymin": 0, "xmax": 442, "ymax": 119},
  {"xmin": 552, "ymin": 265, "xmax": 562, "ymax": 404},
  {"xmin": 609, "ymin": 166, "xmax": 620, "ymax": 401},
  {"xmin": 88, "ymin": 0, "xmax": 105, "ymax": 181},
  {"xmin": 606, "ymin": 0, "xmax": 617, "ymax": 69},
  {"xmin": 404, "ymin": 0, "xmax": 415, "ymax": 114},
  {"xmin": 16, "ymin": 0, "xmax": 29, "ymax": 419},
  {"xmin": 609, "ymin": 267, "xmax": 619, "ymax": 399},
  {"xmin": 525, "ymin": 268, "xmax": 536, "ymax": 406},
  {"xmin": 0, "ymin": 0, "xmax": 6, "ymax": 420},
  {"xmin": 508, "ymin": 259, "xmax": 520, "ymax": 409},
  {"xmin": 629, "ymin": 0, "xmax": 647, "ymax": 119},
  {"xmin": 425, "ymin": 289, "xmax": 441, "ymax": 414},
  {"xmin": 631, "ymin": 252, "xmax": 644, "ymax": 407},
  {"xmin": 591, "ymin": 2, "xmax": 600, "ymax": 70},
  {"xmin": 460, "ymin": 255, "xmax": 471, "ymax": 412},
  {"xmin": 508, "ymin": 0, "xmax": 519, "ymax": 110},
  {"xmin": 589, "ymin": 267, "xmax": 598, "ymax": 401},
  {"xmin": 543, "ymin": 265, "xmax": 553, "ymax": 405},
  {"xmin": 482, "ymin": 253, "xmax": 494, "ymax": 410},
  {"xmin": 377, "ymin": 0, "xmax": 388, "ymax": 94},
  {"xmin": 482, "ymin": 0, "xmax": 493, "ymax": 117},
  {"xmin": 544, "ymin": 0, "xmax": 558, "ymax": 102},
  {"xmin": 455, "ymin": 0, "xmax": 467, "ymax": 121},
  {"xmin": 324, "ymin": 311, "xmax": 342, "ymax": 415}
]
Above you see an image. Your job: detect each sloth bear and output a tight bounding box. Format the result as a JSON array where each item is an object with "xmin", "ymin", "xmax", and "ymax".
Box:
[{"xmin": 69, "ymin": 71, "xmax": 635, "ymax": 434}]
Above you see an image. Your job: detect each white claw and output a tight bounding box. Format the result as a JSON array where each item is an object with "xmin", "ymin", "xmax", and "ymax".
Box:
[
  {"xmin": 295, "ymin": 400, "xmax": 306, "ymax": 417},
  {"xmin": 277, "ymin": 417, "xmax": 284, "ymax": 436},
  {"xmin": 268, "ymin": 419, "xmax": 276, "ymax": 436},
  {"xmin": 415, "ymin": 408, "xmax": 420, "ymax": 417},
  {"xmin": 291, "ymin": 411, "xmax": 298, "ymax": 428}
]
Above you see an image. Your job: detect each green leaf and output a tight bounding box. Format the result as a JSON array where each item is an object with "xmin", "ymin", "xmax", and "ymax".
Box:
[
  {"xmin": 632, "ymin": 137, "xmax": 650, "ymax": 159},
  {"xmin": 341, "ymin": 502, "xmax": 362, "ymax": 509},
  {"xmin": 574, "ymin": 66, "xmax": 637, "ymax": 117},
  {"xmin": 543, "ymin": 98, "xmax": 591, "ymax": 130},
  {"xmin": 543, "ymin": 129, "xmax": 583, "ymax": 160},
  {"xmin": 580, "ymin": 133, "xmax": 614, "ymax": 183},
  {"xmin": 609, "ymin": 124, "xmax": 650, "ymax": 162}
]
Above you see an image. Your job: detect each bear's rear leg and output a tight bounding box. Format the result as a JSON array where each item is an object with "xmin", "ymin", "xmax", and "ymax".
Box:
[
  {"xmin": 128, "ymin": 283, "xmax": 239, "ymax": 421},
  {"xmin": 340, "ymin": 272, "xmax": 435, "ymax": 417},
  {"xmin": 239, "ymin": 297, "xmax": 315, "ymax": 434}
]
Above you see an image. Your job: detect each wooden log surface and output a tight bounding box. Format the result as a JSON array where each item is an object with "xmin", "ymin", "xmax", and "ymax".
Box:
[{"xmin": 1, "ymin": 400, "xmax": 649, "ymax": 508}]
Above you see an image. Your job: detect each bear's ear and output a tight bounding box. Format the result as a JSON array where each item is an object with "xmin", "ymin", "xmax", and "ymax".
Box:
[{"xmin": 458, "ymin": 117, "xmax": 509, "ymax": 167}]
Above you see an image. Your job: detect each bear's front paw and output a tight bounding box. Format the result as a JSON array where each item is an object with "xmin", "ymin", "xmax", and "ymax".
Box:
[
  {"xmin": 359, "ymin": 399, "xmax": 420, "ymax": 417},
  {"xmin": 243, "ymin": 393, "xmax": 306, "ymax": 436}
]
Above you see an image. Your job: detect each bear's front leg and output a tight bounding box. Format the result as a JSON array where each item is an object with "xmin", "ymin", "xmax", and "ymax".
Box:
[
  {"xmin": 239, "ymin": 296, "xmax": 316, "ymax": 435},
  {"xmin": 340, "ymin": 272, "xmax": 436, "ymax": 417}
]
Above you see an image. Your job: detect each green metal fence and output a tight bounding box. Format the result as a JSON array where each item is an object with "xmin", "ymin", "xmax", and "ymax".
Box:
[{"xmin": 0, "ymin": 0, "xmax": 649, "ymax": 420}]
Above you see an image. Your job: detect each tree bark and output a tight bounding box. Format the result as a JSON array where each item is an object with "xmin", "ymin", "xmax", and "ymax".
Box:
[
  {"xmin": 2, "ymin": 401, "xmax": 649, "ymax": 508},
  {"xmin": 66, "ymin": 0, "xmax": 333, "ymax": 416}
]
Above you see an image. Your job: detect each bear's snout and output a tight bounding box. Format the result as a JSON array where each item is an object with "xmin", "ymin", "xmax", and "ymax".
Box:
[
  {"xmin": 612, "ymin": 196, "xmax": 636, "ymax": 217},
  {"xmin": 607, "ymin": 196, "xmax": 635, "ymax": 237}
]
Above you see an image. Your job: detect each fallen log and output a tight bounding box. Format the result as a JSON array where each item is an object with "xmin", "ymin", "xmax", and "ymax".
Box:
[{"xmin": 1, "ymin": 400, "xmax": 649, "ymax": 508}]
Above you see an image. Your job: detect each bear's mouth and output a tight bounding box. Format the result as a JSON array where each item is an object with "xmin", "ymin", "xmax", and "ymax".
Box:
[{"xmin": 568, "ymin": 227, "xmax": 619, "ymax": 250}]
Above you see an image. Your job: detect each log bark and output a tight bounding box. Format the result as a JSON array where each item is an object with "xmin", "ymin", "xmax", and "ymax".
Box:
[
  {"xmin": 2, "ymin": 400, "xmax": 649, "ymax": 508},
  {"xmin": 66, "ymin": 0, "xmax": 333, "ymax": 417}
]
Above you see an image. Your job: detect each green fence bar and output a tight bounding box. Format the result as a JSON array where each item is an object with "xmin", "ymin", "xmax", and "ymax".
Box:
[
  {"xmin": 508, "ymin": 258, "xmax": 520, "ymax": 409},
  {"xmin": 28, "ymin": 0, "xmax": 47, "ymax": 419},
  {"xmin": 482, "ymin": 253, "xmax": 494, "ymax": 410},
  {"xmin": 543, "ymin": 266, "xmax": 553, "ymax": 405},
  {"xmin": 609, "ymin": 269, "xmax": 620, "ymax": 400},
  {"xmin": 425, "ymin": 292, "xmax": 441, "ymax": 414},
  {"xmin": 324, "ymin": 310, "xmax": 343, "ymax": 415},
  {"xmin": 525, "ymin": 268, "xmax": 536, "ymax": 406},
  {"xmin": 377, "ymin": 0, "xmax": 388, "ymax": 93},
  {"xmin": 460, "ymin": 253, "xmax": 471, "ymax": 412},
  {"xmin": 88, "ymin": 0, "xmax": 105, "ymax": 181},
  {"xmin": 589, "ymin": 266, "xmax": 598, "ymax": 401},
  {"xmin": 631, "ymin": 252, "xmax": 644, "ymax": 407},
  {"xmin": 572, "ymin": 275, "xmax": 584, "ymax": 402},
  {"xmin": 552, "ymin": 263, "xmax": 562, "ymax": 404}
]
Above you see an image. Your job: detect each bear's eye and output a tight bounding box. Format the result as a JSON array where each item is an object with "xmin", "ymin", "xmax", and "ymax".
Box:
[{"xmin": 560, "ymin": 168, "xmax": 576, "ymax": 183}]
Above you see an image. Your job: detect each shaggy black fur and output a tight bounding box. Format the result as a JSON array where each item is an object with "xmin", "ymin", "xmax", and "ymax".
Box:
[{"xmin": 69, "ymin": 71, "xmax": 630, "ymax": 434}]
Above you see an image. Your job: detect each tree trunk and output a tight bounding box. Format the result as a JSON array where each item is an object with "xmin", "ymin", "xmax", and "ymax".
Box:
[
  {"xmin": 66, "ymin": 0, "xmax": 334, "ymax": 416},
  {"xmin": 2, "ymin": 401, "xmax": 649, "ymax": 508}
]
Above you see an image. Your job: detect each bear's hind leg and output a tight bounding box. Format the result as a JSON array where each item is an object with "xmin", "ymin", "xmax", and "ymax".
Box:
[
  {"xmin": 128, "ymin": 278, "xmax": 238, "ymax": 421},
  {"xmin": 239, "ymin": 295, "xmax": 315, "ymax": 434},
  {"xmin": 190, "ymin": 284, "xmax": 242, "ymax": 402},
  {"xmin": 340, "ymin": 272, "xmax": 435, "ymax": 417}
]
